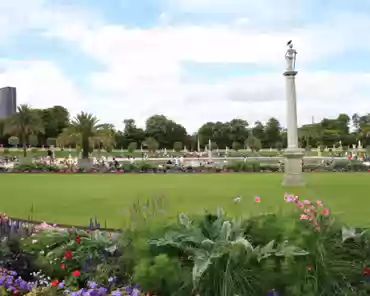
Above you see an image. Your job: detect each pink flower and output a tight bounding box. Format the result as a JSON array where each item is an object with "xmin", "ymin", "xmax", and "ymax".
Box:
[
  {"xmin": 322, "ymin": 208, "xmax": 330, "ymax": 216},
  {"xmin": 284, "ymin": 194, "xmax": 295, "ymax": 203},
  {"xmin": 316, "ymin": 200, "xmax": 324, "ymax": 207},
  {"xmin": 255, "ymin": 196, "xmax": 261, "ymax": 203},
  {"xmin": 303, "ymin": 200, "xmax": 311, "ymax": 205},
  {"xmin": 297, "ymin": 202, "xmax": 305, "ymax": 209},
  {"xmin": 300, "ymin": 214, "xmax": 309, "ymax": 220},
  {"xmin": 304, "ymin": 209, "xmax": 311, "ymax": 214}
]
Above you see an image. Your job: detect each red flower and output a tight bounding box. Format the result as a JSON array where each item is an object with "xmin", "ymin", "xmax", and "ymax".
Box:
[
  {"xmin": 64, "ymin": 250, "xmax": 73, "ymax": 259},
  {"xmin": 306, "ymin": 266, "xmax": 312, "ymax": 271},
  {"xmin": 61, "ymin": 263, "xmax": 65, "ymax": 270},
  {"xmin": 72, "ymin": 270, "xmax": 81, "ymax": 277},
  {"xmin": 75, "ymin": 236, "xmax": 81, "ymax": 244},
  {"xmin": 51, "ymin": 280, "xmax": 59, "ymax": 287},
  {"xmin": 363, "ymin": 267, "xmax": 370, "ymax": 276}
]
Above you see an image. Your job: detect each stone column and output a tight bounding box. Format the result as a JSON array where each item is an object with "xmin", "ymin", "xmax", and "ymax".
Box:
[{"xmin": 282, "ymin": 42, "xmax": 305, "ymax": 187}]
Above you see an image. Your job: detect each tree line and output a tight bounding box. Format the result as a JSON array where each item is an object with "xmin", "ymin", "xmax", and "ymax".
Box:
[{"xmin": 0, "ymin": 104, "xmax": 369, "ymax": 157}]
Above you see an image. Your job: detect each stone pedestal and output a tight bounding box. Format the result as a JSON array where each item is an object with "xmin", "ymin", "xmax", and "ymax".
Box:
[
  {"xmin": 282, "ymin": 148, "xmax": 305, "ymax": 187},
  {"xmin": 77, "ymin": 158, "xmax": 94, "ymax": 170}
]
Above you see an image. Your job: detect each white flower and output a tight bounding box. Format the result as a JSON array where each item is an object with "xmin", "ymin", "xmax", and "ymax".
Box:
[
  {"xmin": 32, "ymin": 240, "xmax": 38, "ymax": 244},
  {"xmin": 233, "ymin": 196, "xmax": 242, "ymax": 203}
]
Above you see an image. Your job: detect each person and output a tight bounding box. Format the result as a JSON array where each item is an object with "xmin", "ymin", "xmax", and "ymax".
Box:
[{"xmin": 112, "ymin": 157, "xmax": 119, "ymax": 169}]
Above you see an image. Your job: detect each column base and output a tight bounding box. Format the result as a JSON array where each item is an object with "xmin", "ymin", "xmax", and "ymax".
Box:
[{"xmin": 282, "ymin": 148, "xmax": 306, "ymax": 187}]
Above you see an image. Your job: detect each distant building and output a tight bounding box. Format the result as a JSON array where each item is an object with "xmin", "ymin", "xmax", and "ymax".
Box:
[{"xmin": 0, "ymin": 87, "xmax": 17, "ymax": 119}]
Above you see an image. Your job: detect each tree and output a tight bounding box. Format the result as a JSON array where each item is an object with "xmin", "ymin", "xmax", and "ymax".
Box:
[
  {"xmin": 8, "ymin": 136, "xmax": 19, "ymax": 147},
  {"xmin": 251, "ymin": 121, "xmax": 265, "ymax": 145},
  {"xmin": 3, "ymin": 105, "xmax": 44, "ymax": 157},
  {"xmin": 28, "ymin": 135, "xmax": 39, "ymax": 147},
  {"xmin": 198, "ymin": 121, "xmax": 231, "ymax": 148},
  {"xmin": 232, "ymin": 141, "xmax": 241, "ymax": 151},
  {"xmin": 121, "ymin": 119, "xmax": 145, "ymax": 148},
  {"xmin": 145, "ymin": 115, "xmax": 187, "ymax": 148},
  {"xmin": 144, "ymin": 137, "xmax": 159, "ymax": 152},
  {"xmin": 92, "ymin": 124, "xmax": 116, "ymax": 153},
  {"xmin": 228, "ymin": 119, "xmax": 249, "ymax": 144},
  {"xmin": 128, "ymin": 142, "xmax": 137, "ymax": 153},
  {"xmin": 275, "ymin": 142, "xmax": 283, "ymax": 151},
  {"xmin": 46, "ymin": 137, "xmax": 57, "ymax": 147},
  {"xmin": 245, "ymin": 135, "xmax": 261, "ymax": 152},
  {"xmin": 39, "ymin": 106, "xmax": 70, "ymax": 142},
  {"xmin": 173, "ymin": 141, "xmax": 183, "ymax": 152},
  {"xmin": 264, "ymin": 117, "xmax": 282, "ymax": 147},
  {"xmin": 60, "ymin": 112, "xmax": 111, "ymax": 159}
]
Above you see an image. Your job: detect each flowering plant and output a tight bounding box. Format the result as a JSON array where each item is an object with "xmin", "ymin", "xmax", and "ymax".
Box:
[{"xmin": 22, "ymin": 228, "xmax": 120, "ymax": 289}]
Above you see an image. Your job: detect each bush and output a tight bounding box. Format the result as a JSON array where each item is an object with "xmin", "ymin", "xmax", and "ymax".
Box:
[
  {"xmin": 128, "ymin": 142, "xmax": 137, "ymax": 153},
  {"xmin": 12, "ymin": 162, "xmax": 60, "ymax": 172},
  {"xmin": 226, "ymin": 161, "xmax": 261, "ymax": 172}
]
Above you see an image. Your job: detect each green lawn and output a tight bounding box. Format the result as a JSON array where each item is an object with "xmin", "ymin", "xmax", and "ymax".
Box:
[{"xmin": 0, "ymin": 173, "xmax": 368, "ymax": 228}]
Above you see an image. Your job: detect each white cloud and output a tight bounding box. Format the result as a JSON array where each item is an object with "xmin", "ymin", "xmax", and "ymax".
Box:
[
  {"xmin": 1, "ymin": 0, "xmax": 370, "ymax": 133},
  {"xmin": 0, "ymin": 0, "xmax": 101, "ymax": 41},
  {"xmin": 0, "ymin": 60, "xmax": 87, "ymax": 115}
]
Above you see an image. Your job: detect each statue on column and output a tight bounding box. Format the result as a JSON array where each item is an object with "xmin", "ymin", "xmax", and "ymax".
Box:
[{"xmin": 285, "ymin": 40, "xmax": 297, "ymax": 70}]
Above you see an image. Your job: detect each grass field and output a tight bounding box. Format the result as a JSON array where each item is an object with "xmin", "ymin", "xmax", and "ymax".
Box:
[{"xmin": 0, "ymin": 173, "xmax": 368, "ymax": 228}]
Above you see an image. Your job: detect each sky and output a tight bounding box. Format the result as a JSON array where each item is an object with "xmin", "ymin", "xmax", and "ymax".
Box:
[{"xmin": 1, "ymin": 0, "xmax": 370, "ymax": 132}]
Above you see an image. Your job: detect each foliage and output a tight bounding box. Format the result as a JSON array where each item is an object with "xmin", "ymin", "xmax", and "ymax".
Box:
[
  {"xmin": 1, "ymin": 193, "xmax": 370, "ymax": 295},
  {"xmin": 246, "ymin": 135, "xmax": 262, "ymax": 151},
  {"xmin": 22, "ymin": 229, "xmax": 119, "ymax": 288},
  {"xmin": 127, "ymin": 142, "xmax": 137, "ymax": 153},
  {"xmin": 58, "ymin": 113, "xmax": 114, "ymax": 159},
  {"xmin": 12, "ymin": 163, "xmax": 60, "ymax": 173},
  {"xmin": 144, "ymin": 137, "xmax": 158, "ymax": 152},
  {"xmin": 231, "ymin": 141, "xmax": 241, "ymax": 151},
  {"xmin": 46, "ymin": 137, "xmax": 57, "ymax": 147},
  {"xmin": 8, "ymin": 136, "xmax": 19, "ymax": 147},
  {"xmin": 173, "ymin": 141, "xmax": 183, "ymax": 152},
  {"xmin": 1, "ymin": 102, "xmax": 370, "ymax": 150},
  {"xmin": 28, "ymin": 135, "xmax": 39, "ymax": 147},
  {"xmin": 3, "ymin": 105, "xmax": 44, "ymax": 157}
]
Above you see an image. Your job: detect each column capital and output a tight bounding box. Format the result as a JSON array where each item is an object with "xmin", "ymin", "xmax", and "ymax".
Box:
[{"xmin": 283, "ymin": 70, "xmax": 298, "ymax": 76}]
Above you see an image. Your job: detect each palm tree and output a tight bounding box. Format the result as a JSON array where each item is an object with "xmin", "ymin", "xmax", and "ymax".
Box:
[
  {"xmin": 58, "ymin": 112, "xmax": 113, "ymax": 159},
  {"xmin": 4, "ymin": 105, "xmax": 44, "ymax": 157}
]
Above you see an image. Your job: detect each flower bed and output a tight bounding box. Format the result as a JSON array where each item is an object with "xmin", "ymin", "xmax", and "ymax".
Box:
[
  {"xmin": 1, "ymin": 195, "xmax": 370, "ymax": 295},
  {"xmin": 2, "ymin": 160, "xmax": 370, "ymax": 174}
]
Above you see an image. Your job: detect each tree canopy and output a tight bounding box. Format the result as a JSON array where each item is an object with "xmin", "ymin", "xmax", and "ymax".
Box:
[{"xmin": 0, "ymin": 105, "xmax": 369, "ymax": 151}]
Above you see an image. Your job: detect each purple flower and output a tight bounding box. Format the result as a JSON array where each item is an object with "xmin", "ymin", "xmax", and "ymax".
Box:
[
  {"xmin": 125, "ymin": 286, "xmax": 133, "ymax": 294},
  {"xmin": 88, "ymin": 281, "xmax": 98, "ymax": 289},
  {"xmin": 58, "ymin": 281, "xmax": 65, "ymax": 289},
  {"xmin": 111, "ymin": 290, "xmax": 122, "ymax": 296}
]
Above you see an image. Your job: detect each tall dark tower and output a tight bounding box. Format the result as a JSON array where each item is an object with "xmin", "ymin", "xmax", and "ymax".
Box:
[{"xmin": 0, "ymin": 87, "xmax": 17, "ymax": 119}]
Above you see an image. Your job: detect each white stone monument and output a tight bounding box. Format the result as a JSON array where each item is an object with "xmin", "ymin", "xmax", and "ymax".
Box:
[
  {"xmin": 282, "ymin": 41, "xmax": 305, "ymax": 187},
  {"xmin": 208, "ymin": 139, "xmax": 212, "ymax": 159}
]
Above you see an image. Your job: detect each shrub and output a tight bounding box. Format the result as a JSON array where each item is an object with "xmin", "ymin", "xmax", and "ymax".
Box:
[
  {"xmin": 8, "ymin": 136, "xmax": 19, "ymax": 147},
  {"xmin": 173, "ymin": 141, "xmax": 183, "ymax": 152},
  {"xmin": 231, "ymin": 141, "xmax": 241, "ymax": 151},
  {"xmin": 128, "ymin": 142, "xmax": 137, "ymax": 153},
  {"xmin": 12, "ymin": 163, "xmax": 60, "ymax": 172}
]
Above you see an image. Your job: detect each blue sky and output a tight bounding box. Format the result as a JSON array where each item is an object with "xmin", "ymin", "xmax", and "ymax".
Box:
[{"xmin": 0, "ymin": 0, "xmax": 370, "ymax": 132}]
